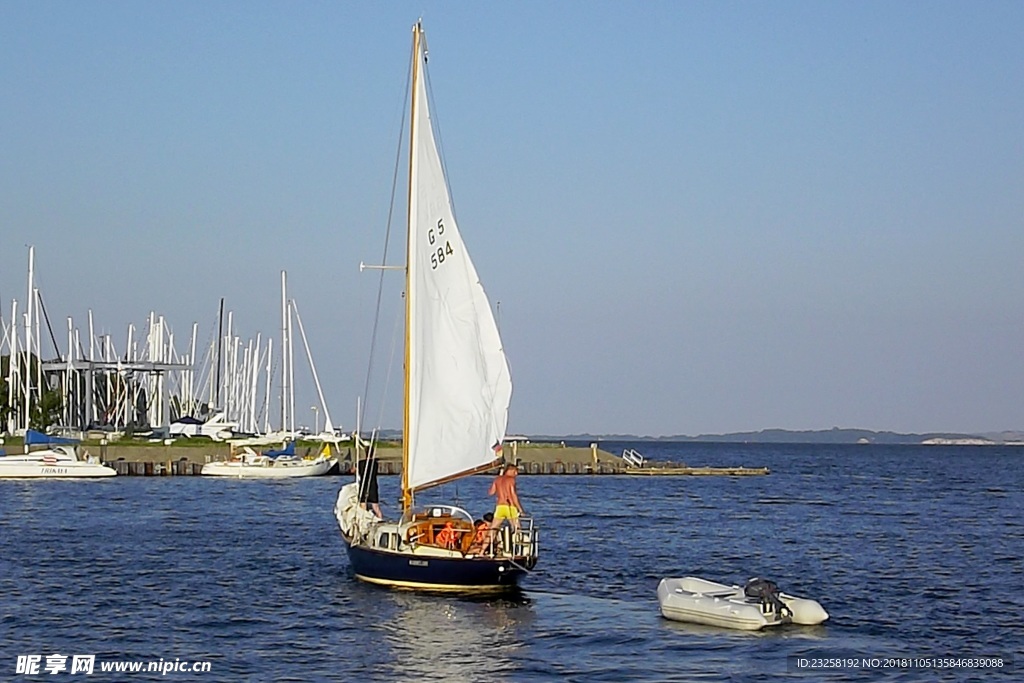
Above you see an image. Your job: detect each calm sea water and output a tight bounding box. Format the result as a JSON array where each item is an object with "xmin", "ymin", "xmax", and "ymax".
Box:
[{"xmin": 1, "ymin": 442, "xmax": 1021, "ymax": 682}]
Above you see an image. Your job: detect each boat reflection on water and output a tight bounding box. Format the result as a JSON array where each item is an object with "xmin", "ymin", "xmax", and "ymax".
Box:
[{"xmin": 372, "ymin": 590, "xmax": 534, "ymax": 679}]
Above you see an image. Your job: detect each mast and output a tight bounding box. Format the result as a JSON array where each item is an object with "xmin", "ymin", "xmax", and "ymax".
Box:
[
  {"xmin": 65, "ymin": 316, "xmax": 73, "ymax": 428},
  {"xmin": 401, "ymin": 21, "xmax": 421, "ymax": 512},
  {"xmin": 248, "ymin": 334, "xmax": 260, "ymax": 433},
  {"xmin": 33, "ymin": 287, "xmax": 41, "ymax": 425},
  {"xmin": 263, "ymin": 338, "xmax": 273, "ymax": 434},
  {"xmin": 280, "ymin": 271, "xmax": 290, "ymax": 436},
  {"xmin": 187, "ymin": 322, "xmax": 198, "ymax": 416},
  {"xmin": 8, "ymin": 299, "xmax": 18, "ymax": 434},
  {"xmin": 287, "ymin": 300, "xmax": 295, "ymax": 436},
  {"xmin": 215, "ymin": 297, "xmax": 224, "ymax": 411},
  {"xmin": 24, "ymin": 246, "xmax": 34, "ymax": 432},
  {"xmin": 225, "ymin": 310, "xmax": 234, "ymax": 421},
  {"xmin": 125, "ymin": 323, "xmax": 134, "ymax": 426}
]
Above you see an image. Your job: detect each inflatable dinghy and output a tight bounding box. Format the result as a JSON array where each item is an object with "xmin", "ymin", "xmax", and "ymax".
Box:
[{"xmin": 658, "ymin": 576, "xmax": 828, "ymax": 631}]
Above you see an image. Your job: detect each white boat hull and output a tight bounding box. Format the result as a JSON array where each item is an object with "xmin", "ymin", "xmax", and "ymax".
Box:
[
  {"xmin": 658, "ymin": 577, "xmax": 828, "ymax": 631},
  {"xmin": 201, "ymin": 457, "xmax": 335, "ymax": 478},
  {"xmin": 0, "ymin": 446, "xmax": 116, "ymax": 478}
]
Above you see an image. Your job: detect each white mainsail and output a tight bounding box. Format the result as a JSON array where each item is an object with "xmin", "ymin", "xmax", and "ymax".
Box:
[{"xmin": 406, "ymin": 25, "xmax": 512, "ymax": 492}]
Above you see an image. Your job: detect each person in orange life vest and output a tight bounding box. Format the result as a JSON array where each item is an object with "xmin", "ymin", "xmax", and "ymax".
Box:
[
  {"xmin": 435, "ymin": 521, "xmax": 460, "ymax": 549},
  {"xmin": 467, "ymin": 513, "xmax": 495, "ymax": 555}
]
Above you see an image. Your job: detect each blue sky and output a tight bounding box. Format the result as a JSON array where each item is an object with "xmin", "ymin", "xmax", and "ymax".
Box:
[{"xmin": 2, "ymin": 1, "xmax": 1022, "ymax": 437}]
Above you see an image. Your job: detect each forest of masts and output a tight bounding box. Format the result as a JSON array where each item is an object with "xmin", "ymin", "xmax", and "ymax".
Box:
[{"xmin": 1, "ymin": 247, "xmax": 337, "ymax": 440}]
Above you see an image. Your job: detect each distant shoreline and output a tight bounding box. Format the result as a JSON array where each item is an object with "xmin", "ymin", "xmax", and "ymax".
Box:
[
  {"xmin": 544, "ymin": 428, "xmax": 1024, "ymax": 446},
  {"xmin": 5, "ymin": 428, "xmax": 1023, "ymax": 460}
]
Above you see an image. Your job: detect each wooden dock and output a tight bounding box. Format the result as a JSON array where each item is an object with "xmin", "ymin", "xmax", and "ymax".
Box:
[{"xmin": 108, "ymin": 459, "xmax": 206, "ymax": 476}]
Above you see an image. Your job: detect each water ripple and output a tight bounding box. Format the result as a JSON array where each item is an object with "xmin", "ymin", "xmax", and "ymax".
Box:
[{"xmin": 1, "ymin": 444, "xmax": 1022, "ymax": 681}]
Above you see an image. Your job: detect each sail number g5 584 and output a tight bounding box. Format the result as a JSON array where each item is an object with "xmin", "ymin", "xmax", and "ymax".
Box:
[{"xmin": 428, "ymin": 218, "xmax": 454, "ymax": 270}]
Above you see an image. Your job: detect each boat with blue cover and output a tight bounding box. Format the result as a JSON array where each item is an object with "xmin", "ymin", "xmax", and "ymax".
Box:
[{"xmin": 0, "ymin": 430, "xmax": 116, "ymax": 478}]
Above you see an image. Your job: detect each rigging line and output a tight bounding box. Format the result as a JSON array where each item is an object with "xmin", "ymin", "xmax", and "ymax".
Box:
[
  {"xmin": 359, "ymin": 37, "xmax": 414, "ymax": 434},
  {"xmin": 507, "ymin": 558, "xmax": 533, "ymax": 574},
  {"xmin": 74, "ymin": 327, "xmax": 87, "ymax": 362},
  {"xmin": 187, "ymin": 311, "xmax": 220, "ymax": 412},
  {"xmin": 289, "ymin": 297, "xmax": 335, "ymax": 433},
  {"xmin": 250, "ymin": 347, "xmax": 270, "ymax": 424},
  {"xmin": 35, "ymin": 291, "xmax": 61, "ymax": 361},
  {"xmin": 0, "ymin": 296, "xmax": 11, "ymax": 352},
  {"xmin": 371, "ymin": 298, "xmax": 403, "ymax": 441},
  {"xmin": 0, "ymin": 289, "xmax": 7, "ymax": 350},
  {"xmin": 422, "ymin": 51, "xmax": 459, "ymax": 225},
  {"xmin": 199, "ymin": 310, "xmax": 219, "ymax": 368}
]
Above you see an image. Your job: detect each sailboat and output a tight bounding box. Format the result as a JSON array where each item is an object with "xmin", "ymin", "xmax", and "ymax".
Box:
[
  {"xmin": 334, "ymin": 21, "xmax": 538, "ymax": 591},
  {"xmin": 200, "ymin": 439, "xmax": 337, "ymax": 478}
]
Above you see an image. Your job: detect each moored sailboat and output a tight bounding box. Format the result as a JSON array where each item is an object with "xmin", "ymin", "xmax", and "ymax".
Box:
[
  {"xmin": 335, "ymin": 21, "xmax": 538, "ymax": 591},
  {"xmin": 201, "ymin": 439, "xmax": 336, "ymax": 478}
]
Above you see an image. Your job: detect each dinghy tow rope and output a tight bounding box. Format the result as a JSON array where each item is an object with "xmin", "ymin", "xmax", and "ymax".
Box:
[{"xmin": 508, "ymin": 558, "xmax": 532, "ymax": 574}]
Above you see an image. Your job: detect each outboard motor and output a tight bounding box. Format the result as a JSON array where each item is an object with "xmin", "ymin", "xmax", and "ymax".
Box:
[{"xmin": 744, "ymin": 577, "xmax": 792, "ymax": 619}]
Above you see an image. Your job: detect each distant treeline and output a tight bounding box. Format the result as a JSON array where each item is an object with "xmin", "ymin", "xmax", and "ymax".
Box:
[{"xmin": 547, "ymin": 428, "xmax": 1021, "ymax": 445}]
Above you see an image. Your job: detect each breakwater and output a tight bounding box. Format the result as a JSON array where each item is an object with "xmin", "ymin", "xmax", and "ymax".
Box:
[
  {"xmin": 104, "ymin": 460, "xmax": 768, "ymax": 476},
  {"xmin": 93, "ymin": 443, "xmax": 770, "ymax": 476},
  {"xmin": 106, "ymin": 459, "xmax": 628, "ymax": 476}
]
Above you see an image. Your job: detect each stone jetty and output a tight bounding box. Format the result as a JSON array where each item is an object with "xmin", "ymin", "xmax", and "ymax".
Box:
[{"xmin": 87, "ymin": 441, "xmax": 769, "ymax": 477}]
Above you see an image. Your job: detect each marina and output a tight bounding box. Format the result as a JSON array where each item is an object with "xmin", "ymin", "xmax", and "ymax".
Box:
[{"xmin": 1, "ymin": 247, "xmax": 343, "ymax": 453}]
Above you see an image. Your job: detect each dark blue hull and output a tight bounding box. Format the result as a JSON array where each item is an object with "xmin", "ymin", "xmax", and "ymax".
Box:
[{"xmin": 344, "ymin": 540, "xmax": 532, "ymax": 592}]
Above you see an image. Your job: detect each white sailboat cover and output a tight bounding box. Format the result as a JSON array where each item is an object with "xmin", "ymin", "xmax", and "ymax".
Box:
[{"xmin": 406, "ymin": 29, "xmax": 512, "ymax": 491}]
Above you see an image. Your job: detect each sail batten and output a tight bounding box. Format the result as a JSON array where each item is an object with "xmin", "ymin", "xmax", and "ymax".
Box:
[{"xmin": 405, "ymin": 24, "xmax": 512, "ymax": 494}]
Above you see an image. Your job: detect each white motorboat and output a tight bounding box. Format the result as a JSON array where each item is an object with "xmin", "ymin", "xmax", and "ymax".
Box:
[
  {"xmin": 658, "ymin": 576, "xmax": 828, "ymax": 631},
  {"xmin": 201, "ymin": 442, "xmax": 336, "ymax": 478},
  {"xmin": 0, "ymin": 445, "xmax": 116, "ymax": 478}
]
